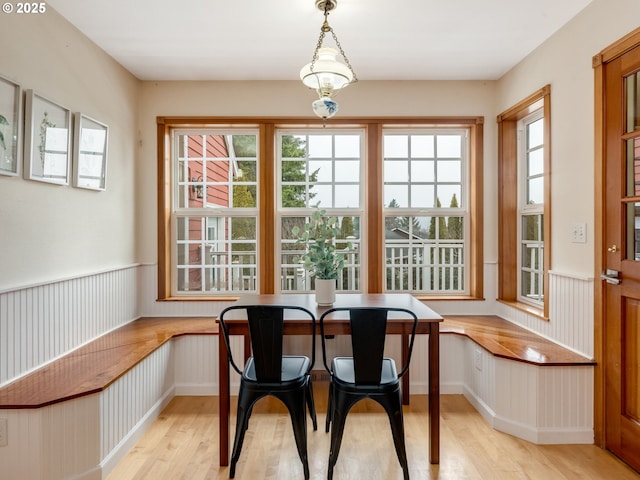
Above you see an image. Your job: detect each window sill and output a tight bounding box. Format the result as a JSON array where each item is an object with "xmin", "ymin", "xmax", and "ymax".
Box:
[
  {"xmin": 497, "ymin": 299, "xmax": 548, "ymax": 321},
  {"xmin": 413, "ymin": 294, "xmax": 485, "ymax": 302},
  {"xmin": 157, "ymin": 296, "xmax": 241, "ymax": 302}
]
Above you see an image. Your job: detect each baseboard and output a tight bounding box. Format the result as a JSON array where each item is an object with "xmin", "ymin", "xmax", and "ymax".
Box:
[
  {"xmin": 462, "ymin": 385, "xmax": 497, "ymax": 426},
  {"xmin": 463, "ymin": 386, "xmax": 594, "ymax": 445},
  {"xmin": 71, "ymin": 465, "xmax": 102, "ymax": 480}
]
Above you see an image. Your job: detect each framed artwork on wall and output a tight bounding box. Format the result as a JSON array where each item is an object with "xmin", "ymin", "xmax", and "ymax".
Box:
[
  {"xmin": 23, "ymin": 90, "xmax": 72, "ymax": 185},
  {"xmin": 0, "ymin": 75, "xmax": 23, "ymax": 176},
  {"xmin": 73, "ymin": 113, "xmax": 108, "ymax": 190}
]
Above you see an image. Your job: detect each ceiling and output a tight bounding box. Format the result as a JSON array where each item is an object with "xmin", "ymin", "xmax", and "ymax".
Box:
[{"xmin": 47, "ymin": 0, "xmax": 593, "ymax": 82}]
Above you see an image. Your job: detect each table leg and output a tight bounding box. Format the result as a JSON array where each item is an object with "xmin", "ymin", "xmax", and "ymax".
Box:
[
  {"xmin": 219, "ymin": 334, "xmax": 230, "ymax": 466},
  {"xmin": 401, "ymin": 333, "xmax": 410, "ymax": 405},
  {"xmin": 428, "ymin": 323, "xmax": 440, "ymax": 464}
]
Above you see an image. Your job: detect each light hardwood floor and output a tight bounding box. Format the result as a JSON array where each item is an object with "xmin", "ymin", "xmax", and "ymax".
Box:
[{"xmin": 107, "ymin": 384, "xmax": 640, "ymax": 480}]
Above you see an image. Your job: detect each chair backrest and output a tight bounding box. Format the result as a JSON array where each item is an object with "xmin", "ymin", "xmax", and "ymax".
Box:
[
  {"xmin": 218, "ymin": 304, "xmax": 316, "ymax": 382},
  {"xmin": 319, "ymin": 307, "xmax": 419, "ymax": 385}
]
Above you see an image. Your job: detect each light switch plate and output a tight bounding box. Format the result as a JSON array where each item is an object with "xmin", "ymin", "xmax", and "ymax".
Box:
[{"xmin": 572, "ymin": 223, "xmax": 587, "ymax": 243}]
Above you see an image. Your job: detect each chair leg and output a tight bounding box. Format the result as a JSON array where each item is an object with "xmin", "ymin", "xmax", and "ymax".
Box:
[
  {"xmin": 230, "ymin": 387, "xmax": 255, "ymax": 478},
  {"xmin": 306, "ymin": 375, "xmax": 318, "ymax": 431},
  {"xmin": 325, "ymin": 380, "xmax": 333, "ymax": 433},
  {"xmin": 327, "ymin": 389, "xmax": 358, "ymax": 480},
  {"xmin": 377, "ymin": 392, "xmax": 409, "ymax": 480},
  {"xmin": 280, "ymin": 392, "xmax": 311, "ymax": 480}
]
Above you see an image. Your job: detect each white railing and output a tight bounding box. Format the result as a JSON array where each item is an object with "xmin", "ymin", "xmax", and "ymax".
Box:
[
  {"xmin": 280, "ymin": 248, "xmax": 360, "ymax": 292},
  {"xmin": 191, "ymin": 242, "xmax": 466, "ymax": 293},
  {"xmin": 385, "ymin": 243, "xmax": 464, "ymax": 292}
]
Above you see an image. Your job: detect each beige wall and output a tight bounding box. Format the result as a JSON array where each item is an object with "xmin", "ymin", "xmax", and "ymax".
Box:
[
  {"xmin": 496, "ymin": 0, "xmax": 640, "ymax": 278},
  {"xmin": 0, "ymin": 9, "xmax": 139, "ymax": 291}
]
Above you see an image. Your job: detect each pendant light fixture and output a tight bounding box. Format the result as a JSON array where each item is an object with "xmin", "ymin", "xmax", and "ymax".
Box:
[{"xmin": 299, "ymin": 0, "xmax": 357, "ymax": 124}]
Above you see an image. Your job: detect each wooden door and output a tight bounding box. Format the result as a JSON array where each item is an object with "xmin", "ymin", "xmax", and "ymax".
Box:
[{"xmin": 602, "ymin": 41, "xmax": 640, "ymax": 473}]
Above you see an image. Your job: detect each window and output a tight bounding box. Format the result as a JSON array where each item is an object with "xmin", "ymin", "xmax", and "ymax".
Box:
[
  {"xmin": 497, "ymin": 86, "xmax": 551, "ymax": 317},
  {"xmin": 518, "ymin": 112, "xmax": 544, "ymax": 305},
  {"xmin": 278, "ymin": 130, "xmax": 363, "ymax": 293},
  {"xmin": 157, "ymin": 117, "xmax": 484, "ymax": 299},
  {"xmin": 172, "ymin": 130, "xmax": 259, "ymax": 295},
  {"xmin": 383, "ymin": 130, "xmax": 468, "ymax": 293}
]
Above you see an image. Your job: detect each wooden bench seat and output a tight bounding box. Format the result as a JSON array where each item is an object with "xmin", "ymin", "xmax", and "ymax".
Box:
[
  {"xmin": 0, "ymin": 317, "xmax": 217, "ymax": 409},
  {"xmin": 0, "ymin": 314, "xmax": 594, "ymax": 409},
  {"xmin": 441, "ymin": 315, "xmax": 595, "ymax": 366},
  {"xmin": 0, "ymin": 312, "xmax": 596, "ymax": 480}
]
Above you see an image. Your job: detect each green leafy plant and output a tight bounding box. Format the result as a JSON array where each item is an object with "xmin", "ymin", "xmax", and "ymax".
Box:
[
  {"xmin": 39, "ymin": 112, "xmax": 55, "ymax": 167},
  {"xmin": 0, "ymin": 114, "xmax": 8, "ymax": 151},
  {"xmin": 292, "ymin": 206, "xmax": 352, "ymax": 280}
]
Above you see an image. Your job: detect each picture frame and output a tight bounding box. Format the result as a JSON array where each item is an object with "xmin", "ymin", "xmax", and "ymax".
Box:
[
  {"xmin": 23, "ymin": 90, "xmax": 72, "ymax": 185},
  {"xmin": 73, "ymin": 113, "xmax": 108, "ymax": 190},
  {"xmin": 0, "ymin": 75, "xmax": 22, "ymax": 176}
]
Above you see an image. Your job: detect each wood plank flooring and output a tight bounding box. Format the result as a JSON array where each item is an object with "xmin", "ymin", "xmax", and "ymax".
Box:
[{"xmin": 107, "ymin": 384, "xmax": 640, "ymax": 480}]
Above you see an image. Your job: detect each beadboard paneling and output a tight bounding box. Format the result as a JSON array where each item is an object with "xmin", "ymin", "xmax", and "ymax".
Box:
[
  {"xmin": 0, "ymin": 266, "xmax": 139, "ymax": 386},
  {"xmin": 174, "ymin": 335, "xmax": 218, "ymax": 395},
  {"xmin": 100, "ymin": 343, "xmax": 174, "ymax": 460},
  {"xmin": 0, "ymin": 395, "xmax": 101, "ymax": 480},
  {"xmin": 495, "ymin": 271, "xmax": 594, "ymax": 357}
]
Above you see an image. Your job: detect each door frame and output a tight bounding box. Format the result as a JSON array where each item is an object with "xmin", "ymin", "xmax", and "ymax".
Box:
[{"xmin": 593, "ymin": 26, "xmax": 640, "ymax": 447}]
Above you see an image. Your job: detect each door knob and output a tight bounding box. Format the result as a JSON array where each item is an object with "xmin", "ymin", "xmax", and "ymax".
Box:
[{"xmin": 607, "ymin": 244, "xmax": 618, "ymax": 253}]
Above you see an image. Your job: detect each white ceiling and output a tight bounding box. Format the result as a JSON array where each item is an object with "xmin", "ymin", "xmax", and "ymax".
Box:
[{"xmin": 47, "ymin": 0, "xmax": 593, "ymax": 81}]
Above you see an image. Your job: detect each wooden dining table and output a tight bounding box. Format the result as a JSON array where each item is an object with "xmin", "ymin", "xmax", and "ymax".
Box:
[{"xmin": 217, "ymin": 293, "xmax": 443, "ymax": 466}]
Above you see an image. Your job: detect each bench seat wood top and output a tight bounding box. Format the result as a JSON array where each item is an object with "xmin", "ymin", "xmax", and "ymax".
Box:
[
  {"xmin": 0, "ymin": 314, "xmax": 595, "ymax": 410},
  {"xmin": 441, "ymin": 315, "xmax": 595, "ymax": 366},
  {"xmin": 0, "ymin": 317, "xmax": 217, "ymax": 409}
]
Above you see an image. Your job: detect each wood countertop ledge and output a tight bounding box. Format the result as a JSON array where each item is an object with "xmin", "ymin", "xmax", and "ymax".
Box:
[
  {"xmin": 441, "ymin": 315, "xmax": 596, "ymax": 366},
  {"xmin": 0, "ymin": 317, "xmax": 218, "ymax": 409}
]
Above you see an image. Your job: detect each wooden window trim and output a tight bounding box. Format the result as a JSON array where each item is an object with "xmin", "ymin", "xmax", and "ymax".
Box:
[
  {"xmin": 156, "ymin": 116, "xmax": 484, "ymax": 300},
  {"xmin": 497, "ymin": 86, "xmax": 551, "ymax": 319}
]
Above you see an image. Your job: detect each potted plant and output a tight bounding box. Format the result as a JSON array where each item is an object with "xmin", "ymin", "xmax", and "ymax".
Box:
[{"xmin": 292, "ymin": 206, "xmax": 352, "ymax": 305}]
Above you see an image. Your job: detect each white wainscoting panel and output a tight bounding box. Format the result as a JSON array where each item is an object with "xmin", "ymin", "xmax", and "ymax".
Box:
[
  {"xmin": 174, "ymin": 335, "xmax": 218, "ymax": 395},
  {"xmin": 536, "ymin": 365, "xmax": 594, "ymax": 443},
  {"xmin": 0, "ymin": 395, "xmax": 101, "ymax": 480},
  {"xmin": 436, "ymin": 334, "xmax": 465, "ymax": 394},
  {"xmin": 463, "ymin": 338, "xmax": 497, "ymax": 419},
  {"xmin": 0, "ymin": 266, "xmax": 139, "ymax": 386},
  {"xmin": 495, "ymin": 271, "xmax": 595, "ymax": 358},
  {"xmin": 99, "ymin": 343, "xmax": 175, "ymax": 471}
]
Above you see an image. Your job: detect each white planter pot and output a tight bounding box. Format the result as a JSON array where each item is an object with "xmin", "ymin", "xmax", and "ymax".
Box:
[{"xmin": 315, "ymin": 278, "xmax": 336, "ymax": 306}]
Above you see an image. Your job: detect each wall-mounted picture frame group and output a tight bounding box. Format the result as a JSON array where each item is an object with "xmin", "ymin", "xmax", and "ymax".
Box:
[
  {"xmin": 23, "ymin": 89, "xmax": 72, "ymax": 185},
  {"xmin": 73, "ymin": 113, "xmax": 108, "ymax": 190},
  {"xmin": 0, "ymin": 75, "xmax": 23, "ymax": 176}
]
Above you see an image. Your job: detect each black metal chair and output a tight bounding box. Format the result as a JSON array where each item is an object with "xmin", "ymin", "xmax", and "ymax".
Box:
[
  {"xmin": 218, "ymin": 304, "xmax": 318, "ymax": 479},
  {"xmin": 319, "ymin": 306, "xmax": 419, "ymax": 480}
]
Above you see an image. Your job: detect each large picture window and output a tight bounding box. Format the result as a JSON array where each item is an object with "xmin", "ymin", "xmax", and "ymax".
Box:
[{"xmin": 157, "ymin": 117, "xmax": 484, "ymax": 299}]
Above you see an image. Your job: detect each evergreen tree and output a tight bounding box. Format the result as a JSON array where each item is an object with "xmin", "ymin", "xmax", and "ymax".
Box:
[
  {"xmin": 230, "ymin": 135, "xmax": 257, "ymax": 251},
  {"xmin": 447, "ymin": 194, "xmax": 463, "ymax": 240},
  {"xmin": 337, "ymin": 216, "xmax": 355, "ymax": 250},
  {"xmin": 428, "ymin": 198, "xmax": 448, "ymax": 239}
]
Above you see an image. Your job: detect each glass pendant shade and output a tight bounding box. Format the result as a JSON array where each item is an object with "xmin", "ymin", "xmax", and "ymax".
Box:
[{"xmin": 300, "ymin": 47, "xmax": 354, "ymax": 95}]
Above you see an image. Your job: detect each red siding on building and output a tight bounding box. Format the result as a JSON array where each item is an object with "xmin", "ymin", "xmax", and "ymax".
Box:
[{"xmin": 184, "ymin": 134, "xmax": 233, "ymax": 290}]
